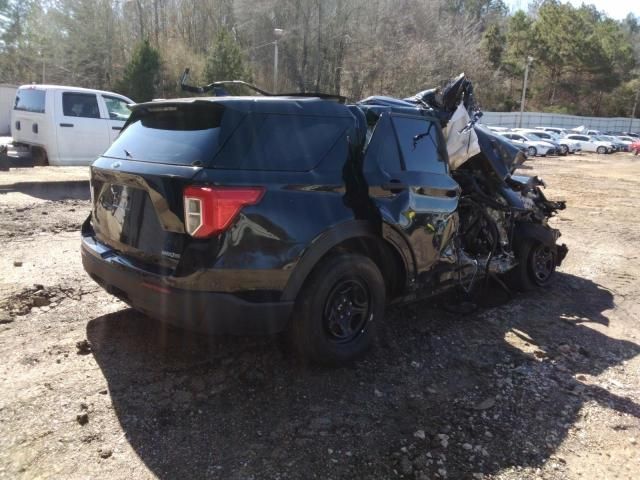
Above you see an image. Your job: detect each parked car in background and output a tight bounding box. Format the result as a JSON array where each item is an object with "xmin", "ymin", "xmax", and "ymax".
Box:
[
  {"xmin": 523, "ymin": 129, "xmax": 581, "ymax": 155},
  {"xmin": 11, "ymin": 85, "xmax": 133, "ymax": 166},
  {"xmin": 598, "ymin": 135, "xmax": 629, "ymax": 152},
  {"xmin": 499, "ymin": 132, "xmax": 554, "ymax": 157},
  {"xmin": 592, "ymin": 135, "xmax": 624, "ymax": 152},
  {"xmin": 615, "ymin": 136, "xmax": 637, "ymax": 148},
  {"xmin": 540, "ymin": 127, "xmax": 570, "ymax": 136},
  {"xmin": 565, "ymin": 134, "xmax": 613, "ymax": 154},
  {"xmin": 630, "ymin": 139, "xmax": 640, "ymax": 154},
  {"xmin": 515, "ymin": 129, "xmax": 566, "ymax": 155}
]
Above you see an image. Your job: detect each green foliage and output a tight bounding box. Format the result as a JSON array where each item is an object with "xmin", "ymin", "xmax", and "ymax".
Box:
[
  {"xmin": 482, "ymin": 24, "xmax": 504, "ymax": 69},
  {"xmin": 0, "ymin": 0, "xmax": 637, "ymax": 116},
  {"xmin": 116, "ymin": 40, "xmax": 161, "ymax": 102},
  {"xmin": 204, "ymin": 29, "xmax": 251, "ymax": 83}
]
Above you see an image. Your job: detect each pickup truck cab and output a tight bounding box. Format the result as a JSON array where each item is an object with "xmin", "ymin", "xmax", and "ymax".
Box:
[{"xmin": 11, "ymin": 85, "xmax": 133, "ymax": 166}]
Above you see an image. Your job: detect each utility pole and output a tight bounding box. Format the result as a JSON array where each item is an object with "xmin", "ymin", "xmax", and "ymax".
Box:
[
  {"xmin": 273, "ymin": 28, "xmax": 284, "ymax": 92},
  {"xmin": 519, "ymin": 56, "xmax": 534, "ymax": 128},
  {"xmin": 629, "ymin": 88, "xmax": 639, "ymax": 133}
]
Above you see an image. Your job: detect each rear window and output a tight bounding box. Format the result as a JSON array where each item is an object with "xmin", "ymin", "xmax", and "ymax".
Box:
[
  {"xmin": 14, "ymin": 89, "xmax": 46, "ymax": 113},
  {"xmin": 212, "ymin": 114, "xmax": 349, "ymax": 171},
  {"xmin": 103, "ymin": 104, "xmax": 225, "ymax": 166}
]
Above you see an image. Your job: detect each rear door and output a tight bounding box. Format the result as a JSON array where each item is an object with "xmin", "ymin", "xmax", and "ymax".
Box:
[
  {"xmin": 101, "ymin": 95, "xmax": 131, "ymax": 143},
  {"xmin": 56, "ymin": 91, "xmax": 110, "ymax": 165},
  {"xmin": 363, "ymin": 112, "xmax": 460, "ymax": 275},
  {"xmin": 11, "ymin": 87, "xmax": 47, "ymax": 145}
]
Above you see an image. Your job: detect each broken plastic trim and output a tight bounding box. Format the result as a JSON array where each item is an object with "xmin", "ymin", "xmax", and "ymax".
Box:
[{"xmin": 179, "ymin": 68, "xmax": 346, "ymax": 103}]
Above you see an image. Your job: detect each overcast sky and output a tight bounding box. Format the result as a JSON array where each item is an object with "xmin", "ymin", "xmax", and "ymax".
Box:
[{"xmin": 506, "ymin": 0, "xmax": 639, "ymax": 20}]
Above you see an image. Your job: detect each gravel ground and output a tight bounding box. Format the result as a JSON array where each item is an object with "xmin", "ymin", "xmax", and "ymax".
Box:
[{"xmin": 0, "ymin": 153, "xmax": 639, "ymax": 480}]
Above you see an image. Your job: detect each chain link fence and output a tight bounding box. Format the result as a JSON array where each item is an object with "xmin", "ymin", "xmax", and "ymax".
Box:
[{"xmin": 480, "ymin": 111, "xmax": 640, "ymax": 133}]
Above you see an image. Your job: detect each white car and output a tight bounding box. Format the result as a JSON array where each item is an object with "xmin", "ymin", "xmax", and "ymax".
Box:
[
  {"xmin": 565, "ymin": 134, "xmax": 613, "ymax": 154},
  {"xmin": 615, "ymin": 136, "xmax": 636, "ymax": 149},
  {"xmin": 527, "ymin": 129, "xmax": 581, "ymax": 154},
  {"xmin": 540, "ymin": 127, "xmax": 570, "ymax": 136},
  {"xmin": 499, "ymin": 132, "xmax": 554, "ymax": 157},
  {"xmin": 11, "ymin": 85, "xmax": 133, "ymax": 166}
]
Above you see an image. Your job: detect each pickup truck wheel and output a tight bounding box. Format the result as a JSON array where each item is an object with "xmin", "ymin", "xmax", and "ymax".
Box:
[
  {"xmin": 596, "ymin": 146, "xmax": 606, "ymax": 154},
  {"xmin": 31, "ymin": 147, "xmax": 48, "ymax": 166},
  {"xmin": 526, "ymin": 146, "xmax": 537, "ymax": 157},
  {"xmin": 508, "ymin": 239, "xmax": 557, "ymax": 291},
  {"xmin": 290, "ymin": 253, "xmax": 385, "ymax": 365}
]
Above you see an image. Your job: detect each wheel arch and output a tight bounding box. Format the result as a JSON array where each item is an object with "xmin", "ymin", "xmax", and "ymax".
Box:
[{"xmin": 281, "ymin": 220, "xmax": 414, "ymax": 302}]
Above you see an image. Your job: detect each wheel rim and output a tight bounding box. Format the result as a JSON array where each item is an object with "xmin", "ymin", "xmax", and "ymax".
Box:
[
  {"xmin": 561, "ymin": 145, "xmax": 568, "ymax": 154},
  {"xmin": 530, "ymin": 244, "xmax": 555, "ymax": 284},
  {"xmin": 527, "ymin": 147, "xmax": 536, "ymax": 157},
  {"xmin": 323, "ymin": 277, "xmax": 371, "ymax": 344},
  {"xmin": 597, "ymin": 147, "xmax": 605, "ymax": 154}
]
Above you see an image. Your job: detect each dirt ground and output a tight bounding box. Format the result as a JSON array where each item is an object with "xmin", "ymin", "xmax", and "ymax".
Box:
[{"xmin": 0, "ymin": 152, "xmax": 639, "ymax": 480}]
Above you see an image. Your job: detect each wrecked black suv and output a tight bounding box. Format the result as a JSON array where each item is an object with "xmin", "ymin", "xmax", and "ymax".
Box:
[{"xmin": 81, "ymin": 75, "xmax": 567, "ymax": 364}]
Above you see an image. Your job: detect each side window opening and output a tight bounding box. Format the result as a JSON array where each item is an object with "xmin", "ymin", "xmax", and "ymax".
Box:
[
  {"xmin": 363, "ymin": 113, "xmax": 402, "ymax": 174},
  {"xmin": 391, "ymin": 116, "xmax": 446, "ymax": 174},
  {"xmin": 103, "ymin": 96, "xmax": 131, "ymax": 121},
  {"xmin": 63, "ymin": 92, "xmax": 100, "ymax": 119}
]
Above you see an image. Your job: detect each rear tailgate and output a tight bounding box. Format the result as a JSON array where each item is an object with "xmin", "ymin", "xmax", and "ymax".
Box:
[
  {"xmin": 88, "ymin": 101, "xmax": 235, "ymax": 270},
  {"xmin": 90, "ymin": 159, "xmax": 201, "ymax": 271}
]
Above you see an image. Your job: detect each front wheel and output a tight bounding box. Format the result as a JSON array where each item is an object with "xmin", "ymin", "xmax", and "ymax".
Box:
[
  {"xmin": 508, "ymin": 239, "xmax": 557, "ymax": 291},
  {"xmin": 596, "ymin": 146, "xmax": 606, "ymax": 154},
  {"xmin": 527, "ymin": 146, "xmax": 537, "ymax": 157},
  {"xmin": 290, "ymin": 253, "xmax": 385, "ymax": 365},
  {"xmin": 560, "ymin": 144, "xmax": 569, "ymax": 155}
]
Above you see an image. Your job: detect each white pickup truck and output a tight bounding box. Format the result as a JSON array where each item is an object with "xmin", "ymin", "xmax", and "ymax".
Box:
[{"xmin": 11, "ymin": 85, "xmax": 133, "ymax": 166}]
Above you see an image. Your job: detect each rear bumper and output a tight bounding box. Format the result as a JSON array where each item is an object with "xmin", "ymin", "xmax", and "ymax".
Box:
[{"xmin": 81, "ymin": 234, "xmax": 293, "ymax": 335}]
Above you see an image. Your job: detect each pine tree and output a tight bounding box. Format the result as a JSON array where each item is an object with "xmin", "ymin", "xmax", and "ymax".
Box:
[
  {"xmin": 204, "ymin": 29, "xmax": 251, "ymax": 83},
  {"xmin": 116, "ymin": 40, "xmax": 161, "ymax": 102}
]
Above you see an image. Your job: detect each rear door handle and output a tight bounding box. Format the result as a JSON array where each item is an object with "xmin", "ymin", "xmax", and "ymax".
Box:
[
  {"xmin": 59, "ymin": 123, "xmax": 74, "ymax": 127},
  {"xmin": 112, "ymin": 126, "xmax": 122, "ymax": 131}
]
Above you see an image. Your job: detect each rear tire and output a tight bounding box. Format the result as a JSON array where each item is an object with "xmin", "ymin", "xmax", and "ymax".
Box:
[
  {"xmin": 290, "ymin": 253, "xmax": 385, "ymax": 365},
  {"xmin": 31, "ymin": 147, "xmax": 48, "ymax": 166},
  {"xmin": 508, "ymin": 239, "xmax": 557, "ymax": 291}
]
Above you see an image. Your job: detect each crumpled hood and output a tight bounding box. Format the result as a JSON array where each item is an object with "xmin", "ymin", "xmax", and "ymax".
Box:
[{"xmin": 474, "ymin": 124, "xmax": 526, "ymax": 180}]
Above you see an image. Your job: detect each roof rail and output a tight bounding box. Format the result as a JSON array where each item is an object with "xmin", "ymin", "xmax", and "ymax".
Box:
[{"xmin": 179, "ymin": 68, "xmax": 345, "ymax": 103}]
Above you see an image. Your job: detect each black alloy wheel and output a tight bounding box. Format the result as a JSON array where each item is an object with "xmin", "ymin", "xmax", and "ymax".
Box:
[
  {"xmin": 290, "ymin": 253, "xmax": 385, "ymax": 365},
  {"xmin": 323, "ymin": 278, "xmax": 371, "ymax": 344},
  {"xmin": 529, "ymin": 243, "xmax": 556, "ymax": 285},
  {"xmin": 507, "ymin": 238, "xmax": 557, "ymax": 291}
]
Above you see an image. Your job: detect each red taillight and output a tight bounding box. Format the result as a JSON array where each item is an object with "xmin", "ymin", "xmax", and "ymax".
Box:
[{"xmin": 183, "ymin": 186, "xmax": 264, "ymax": 238}]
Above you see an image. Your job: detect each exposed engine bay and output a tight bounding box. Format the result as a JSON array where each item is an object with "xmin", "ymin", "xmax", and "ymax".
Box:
[{"xmin": 405, "ymin": 74, "xmax": 568, "ymax": 292}]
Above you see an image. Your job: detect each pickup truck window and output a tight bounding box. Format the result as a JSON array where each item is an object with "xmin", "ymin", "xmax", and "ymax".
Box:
[
  {"xmin": 63, "ymin": 92, "xmax": 100, "ymax": 119},
  {"xmin": 14, "ymin": 89, "xmax": 46, "ymax": 113},
  {"xmin": 103, "ymin": 96, "xmax": 131, "ymax": 121}
]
